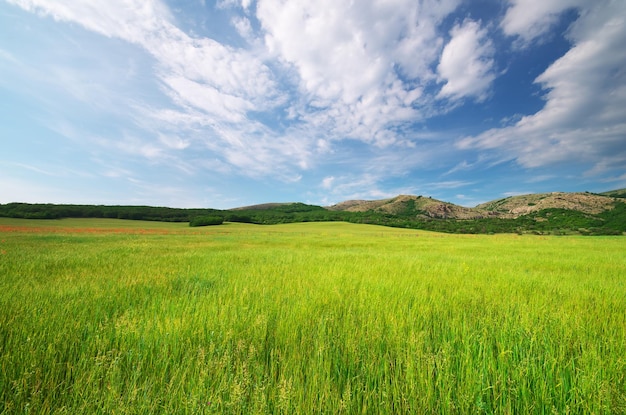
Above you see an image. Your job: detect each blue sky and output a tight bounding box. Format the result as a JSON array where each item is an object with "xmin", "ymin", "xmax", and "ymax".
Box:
[{"xmin": 1, "ymin": 0, "xmax": 625, "ymax": 209}]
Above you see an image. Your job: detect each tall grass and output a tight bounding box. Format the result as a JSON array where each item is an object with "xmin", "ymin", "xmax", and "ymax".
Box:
[{"xmin": 1, "ymin": 219, "xmax": 625, "ymax": 413}]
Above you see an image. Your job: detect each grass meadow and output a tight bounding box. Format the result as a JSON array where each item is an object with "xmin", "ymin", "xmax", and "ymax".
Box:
[{"xmin": 1, "ymin": 218, "xmax": 625, "ymax": 414}]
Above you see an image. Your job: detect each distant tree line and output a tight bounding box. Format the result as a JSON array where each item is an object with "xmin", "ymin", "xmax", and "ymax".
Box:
[
  {"xmin": 189, "ymin": 216, "xmax": 224, "ymax": 227},
  {"xmin": 1, "ymin": 201, "xmax": 625, "ymax": 235},
  {"xmin": 0, "ymin": 203, "xmax": 220, "ymax": 222}
]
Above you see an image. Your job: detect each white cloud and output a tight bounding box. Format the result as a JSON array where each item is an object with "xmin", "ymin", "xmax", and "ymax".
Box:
[
  {"xmin": 501, "ymin": 0, "xmax": 587, "ymax": 46},
  {"xmin": 430, "ymin": 180, "xmax": 475, "ymax": 190},
  {"xmin": 5, "ymin": 0, "xmax": 307, "ymax": 177},
  {"xmin": 232, "ymin": 15, "xmax": 253, "ymax": 40},
  {"xmin": 256, "ymin": 0, "xmax": 461, "ymax": 146},
  {"xmin": 6, "ymin": 0, "xmax": 172, "ymax": 43},
  {"xmin": 13, "ymin": 0, "xmax": 621, "ymax": 205},
  {"xmin": 160, "ymin": 75, "xmax": 254, "ymax": 123},
  {"xmin": 0, "ymin": 48, "xmax": 19, "ymax": 64},
  {"xmin": 157, "ymin": 133, "xmax": 189, "ymax": 150},
  {"xmin": 0, "ymin": 161, "xmax": 91, "ymax": 178},
  {"xmin": 318, "ymin": 173, "xmax": 400, "ymax": 202},
  {"xmin": 5, "ymin": 0, "xmax": 475, "ymax": 187},
  {"xmin": 6, "ymin": 0, "xmax": 281, "ymax": 122},
  {"xmin": 459, "ymin": 1, "xmax": 626, "ymax": 175},
  {"xmin": 503, "ymin": 191, "xmax": 532, "ymax": 197},
  {"xmin": 217, "ymin": 0, "xmax": 251, "ymax": 10},
  {"xmin": 444, "ymin": 160, "xmax": 473, "ymax": 175},
  {"xmin": 437, "ymin": 19, "xmax": 495, "ymax": 101},
  {"xmin": 526, "ymin": 174, "xmax": 556, "ymax": 183},
  {"xmin": 599, "ymin": 172, "xmax": 626, "ymax": 188},
  {"xmin": 321, "ymin": 176, "xmax": 335, "ymax": 190}
]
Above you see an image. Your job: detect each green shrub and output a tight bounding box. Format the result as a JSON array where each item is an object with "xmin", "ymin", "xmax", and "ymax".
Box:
[{"xmin": 189, "ymin": 215, "xmax": 224, "ymax": 227}]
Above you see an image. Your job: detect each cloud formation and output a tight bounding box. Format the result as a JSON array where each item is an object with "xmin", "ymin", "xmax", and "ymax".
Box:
[
  {"xmin": 460, "ymin": 0, "xmax": 626, "ymax": 174},
  {"xmin": 437, "ymin": 19, "xmax": 495, "ymax": 101},
  {"xmin": 6, "ymin": 0, "xmax": 486, "ymax": 180},
  {"xmin": 501, "ymin": 0, "xmax": 587, "ymax": 45},
  {"xmin": 255, "ymin": 0, "xmax": 460, "ymax": 146},
  {"xmin": 2, "ymin": 0, "xmax": 625, "ymax": 207},
  {"xmin": 6, "ymin": 0, "xmax": 299, "ymax": 175}
]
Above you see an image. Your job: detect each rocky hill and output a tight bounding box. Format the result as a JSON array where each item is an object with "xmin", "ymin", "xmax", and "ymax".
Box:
[
  {"xmin": 2, "ymin": 190, "xmax": 624, "ymax": 234},
  {"xmin": 328, "ymin": 191, "xmax": 622, "ymax": 220},
  {"xmin": 328, "ymin": 195, "xmax": 489, "ymax": 219},
  {"xmin": 476, "ymin": 192, "xmax": 619, "ymax": 218}
]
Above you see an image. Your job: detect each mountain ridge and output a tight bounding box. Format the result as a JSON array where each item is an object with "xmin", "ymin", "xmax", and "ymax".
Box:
[
  {"xmin": 326, "ymin": 191, "xmax": 623, "ymax": 220},
  {"xmin": 1, "ymin": 189, "xmax": 625, "ymax": 235}
]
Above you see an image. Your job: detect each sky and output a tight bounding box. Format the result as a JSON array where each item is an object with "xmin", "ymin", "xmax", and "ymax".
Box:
[{"xmin": 1, "ymin": 0, "xmax": 625, "ymax": 209}]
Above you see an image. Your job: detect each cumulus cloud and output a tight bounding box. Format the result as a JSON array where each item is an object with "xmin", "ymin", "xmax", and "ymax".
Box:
[
  {"xmin": 256, "ymin": 0, "xmax": 461, "ymax": 146},
  {"xmin": 437, "ymin": 19, "xmax": 495, "ymax": 101},
  {"xmin": 501, "ymin": 0, "xmax": 588, "ymax": 46},
  {"xmin": 460, "ymin": 0, "xmax": 626, "ymax": 174}
]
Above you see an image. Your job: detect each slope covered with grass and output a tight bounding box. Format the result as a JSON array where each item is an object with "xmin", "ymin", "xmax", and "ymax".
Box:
[{"xmin": 1, "ymin": 220, "xmax": 625, "ymax": 413}]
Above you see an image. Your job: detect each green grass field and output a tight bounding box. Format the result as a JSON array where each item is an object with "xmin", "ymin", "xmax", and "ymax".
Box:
[{"xmin": 1, "ymin": 218, "xmax": 625, "ymax": 414}]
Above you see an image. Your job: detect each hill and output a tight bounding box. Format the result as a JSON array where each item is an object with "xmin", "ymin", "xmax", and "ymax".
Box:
[
  {"xmin": 328, "ymin": 195, "xmax": 490, "ymax": 219},
  {"xmin": 1, "ymin": 190, "xmax": 625, "ymax": 235},
  {"xmin": 325, "ymin": 190, "xmax": 626, "ymax": 235},
  {"xmin": 600, "ymin": 188, "xmax": 626, "ymax": 198},
  {"xmin": 476, "ymin": 192, "xmax": 618, "ymax": 218},
  {"xmin": 329, "ymin": 191, "xmax": 621, "ymax": 220}
]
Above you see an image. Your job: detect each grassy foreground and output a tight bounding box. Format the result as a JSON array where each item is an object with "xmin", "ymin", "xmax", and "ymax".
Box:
[{"xmin": 1, "ymin": 218, "xmax": 625, "ymax": 414}]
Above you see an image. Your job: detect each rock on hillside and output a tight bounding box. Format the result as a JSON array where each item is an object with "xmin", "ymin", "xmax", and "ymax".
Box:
[
  {"xmin": 328, "ymin": 191, "xmax": 622, "ymax": 220},
  {"xmin": 476, "ymin": 192, "xmax": 619, "ymax": 218},
  {"xmin": 328, "ymin": 195, "xmax": 489, "ymax": 219}
]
